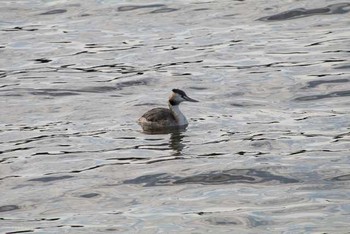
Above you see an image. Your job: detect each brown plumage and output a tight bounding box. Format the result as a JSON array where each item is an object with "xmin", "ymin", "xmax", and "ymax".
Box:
[{"xmin": 140, "ymin": 107, "xmax": 176, "ymax": 124}]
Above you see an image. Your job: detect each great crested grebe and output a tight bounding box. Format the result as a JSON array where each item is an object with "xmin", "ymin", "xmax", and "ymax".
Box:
[{"xmin": 138, "ymin": 89, "xmax": 198, "ymax": 131}]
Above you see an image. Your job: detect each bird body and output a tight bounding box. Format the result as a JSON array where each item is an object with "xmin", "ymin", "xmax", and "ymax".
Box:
[{"xmin": 138, "ymin": 89, "xmax": 198, "ymax": 132}]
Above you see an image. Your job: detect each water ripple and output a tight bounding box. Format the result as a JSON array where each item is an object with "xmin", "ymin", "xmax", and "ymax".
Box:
[
  {"xmin": 294, "ymin": 90, "xmax": 350, "ymax": 101},
  {"xmin": 259, "ymin": 3, "xmax": 350, "ymax": 21},
  {"xmin": 123, "ymin": 168, "xmax": 299, "ymax": 187}
]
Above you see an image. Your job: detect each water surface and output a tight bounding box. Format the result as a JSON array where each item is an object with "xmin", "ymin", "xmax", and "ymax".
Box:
[{"xmin": 1, "ymin": 0, "xmax": 350, "ymax": 233}]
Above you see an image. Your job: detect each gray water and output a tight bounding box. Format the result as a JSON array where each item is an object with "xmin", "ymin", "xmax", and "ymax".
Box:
[{"xmin": 1, "ymin": 0, "xmax": 350, "ymax": 233}]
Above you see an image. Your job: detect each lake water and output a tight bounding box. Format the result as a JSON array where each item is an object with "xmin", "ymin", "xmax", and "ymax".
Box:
[{"xmin": 1, "ymin": 0, "xmax": 350, "ymax": 233}]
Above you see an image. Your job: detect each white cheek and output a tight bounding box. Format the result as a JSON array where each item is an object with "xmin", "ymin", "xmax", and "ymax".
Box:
[{"xmin": 178, "ymin": 97, "xmax": 185, "ymax": 102}]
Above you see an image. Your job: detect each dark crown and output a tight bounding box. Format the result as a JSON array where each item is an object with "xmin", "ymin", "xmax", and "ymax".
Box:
[{"xmin": 172, "ymin": 89, "xmax": 186, "ymax": 97}]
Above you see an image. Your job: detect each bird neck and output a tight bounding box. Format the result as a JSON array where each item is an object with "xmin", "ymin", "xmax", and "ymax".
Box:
[{"xmin": 168, "ymin": 102, "xmax": 188, "ymax": 126}]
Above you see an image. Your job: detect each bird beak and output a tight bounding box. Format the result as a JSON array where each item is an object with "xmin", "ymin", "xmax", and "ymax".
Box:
[{"xmin": 184, "ymin": 96, "xmax": 199, "ymax": 102}]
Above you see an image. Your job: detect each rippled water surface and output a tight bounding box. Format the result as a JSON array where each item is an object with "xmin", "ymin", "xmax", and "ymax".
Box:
[{"xmin": 1, "ymin": 0, "xmax": 350, "ymax": 233}]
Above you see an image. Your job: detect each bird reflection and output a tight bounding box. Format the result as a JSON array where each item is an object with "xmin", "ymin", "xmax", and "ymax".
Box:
[
  {"xmin": 141, "ymin": 127, "xmax": 187, "ymax": 155},
  {"xmin": 169, "ymin": 129, "xmax": 186, "ymax": 155}
]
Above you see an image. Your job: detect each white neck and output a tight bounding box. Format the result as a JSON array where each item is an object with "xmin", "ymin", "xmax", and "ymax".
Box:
[{"xmin": 169, "ymin": 103, "xmax": 188, "ymax": 126}]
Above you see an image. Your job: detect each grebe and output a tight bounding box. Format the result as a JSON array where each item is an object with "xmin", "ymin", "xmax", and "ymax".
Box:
[{"xmin": 138, "ymin": 89, "xmax": 198, "ymax": 131}]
